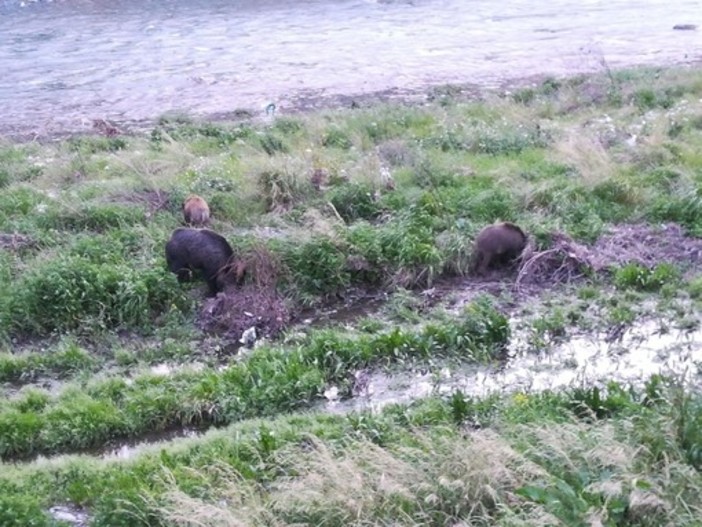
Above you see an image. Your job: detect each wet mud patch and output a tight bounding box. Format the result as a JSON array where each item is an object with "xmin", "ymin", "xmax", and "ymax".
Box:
[{"xmin": 199, "ymin": 285, "xmax": 291, "ymax": 344}]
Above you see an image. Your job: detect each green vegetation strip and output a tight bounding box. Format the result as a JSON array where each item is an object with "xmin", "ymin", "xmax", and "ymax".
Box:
[
  {"xmin": 0, "ymin": 299, "xmax": 507, "ymax": 460},
  {"xmin": 0, "ymin": 377, "xmax": 700, "ymax": 526},
  {"xmin": 1, "ymin": 66, "xmax": 702, "ymax": 343}
]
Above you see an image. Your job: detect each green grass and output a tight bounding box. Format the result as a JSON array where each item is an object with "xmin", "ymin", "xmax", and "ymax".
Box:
[
  {"xmin": 0, "ymin": 298, "xmax": 508, "ymax": 459},
  {"xmin": 0, "ymin": 377, "xmax": 700, "ymax": 526},
  {"xmin": 1, "ymin": 63, "xmax": 702, "ymax": 525}
]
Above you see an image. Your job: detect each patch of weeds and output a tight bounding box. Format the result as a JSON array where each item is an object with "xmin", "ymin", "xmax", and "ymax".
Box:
[
  {"xmin": 151, "ymin": 121, "xmax": 252, "ymax": 146},
  {"xmin": 672, "ymin": 388, "xmax": 702, "ymax": 469},
  {"xmin": 613, "ymin": 262, "xmax": 681, "ymax": 292},
  {"xmin": 383, "ymin": 288, "xmax": 425, "ymax": 323},
  {"xmin": 568, "ymin": 382, "xmax": 636, "ymax": 419},
  {"xmin": 475, "ymin": 126, "xmax": 549, "ymax": 155},
  {"xmin": 358, "ymin": 318, "xmax": 385, "ymax": 333},
  {"xmin": 437, "ymin": 182, "xmax": 520, "ymax": 224},
  {"xmin": 13, "ymin": 388, "xmax": 50, "ymax": 414},
  {"xmin": 591, "ymin": 179, "xmax": 637, "ymax": 209},
  {"xmin": 257, "ymin": 169, "xmax": 308, "ymax": 212},
  {"xmin": 37, "ymin": 203, "xmax": 146, "ymax": 232},
  {"xmin": 67, "ymin": 136, "xmax": 128, "ymax": 154},
  {"xmin": 283, "ymin": 237, "xmax": 349, "ymax": 299},
  {"xmin": 0, "ymin": 146, "xmax": 43, "ymax": 187},
  {"xmin": 512, "ymin": 87, "xmax": 536, "ymax": 105},
  {"xmin": 372, "ymin": 207, "xmax": 443, "ymax": 286},
  {"xmin": 68, "ymin": 230, "xmax": 145, "ymax": 264},
  {"xmin": 321, "ymin": 128, "xmax": 353, "ymax": 150},
  {"xmin": 513, "ymin": 78, "xmax": 561, "ymax": 105},
  {"xmin": 429, "ymin": 127, "xmax": 469, "ymax": 152},
  {"xmin": 687, "ymin": 275, "xmax": 702, "ymax": 299},
  {"xmin": 640, "ymin": 167, "xmax": 682, "ymax": 191},
  {"xmin": 632, "ymin": 88, "xmax": 676, "ymax": 111},
  {"xmin": 207, "ymin": 191, "xmax": 264, "ymax": 224},
  {"xmin": 0, "ymin": 494, "xmax": 49, "ymax": 527},
  {"xmin": 327, "ymin": 182, "xmax": 380, "ymax": 222},
  {"xmin": 190, "ymin": 173, "xmax": 238, "ymax": 193},
  {"xmin": 273, "ymin": 117, "xmax": 304, "ymax": 136},
  {"xmin": 650, "ymin": 191, "xmax": 702, "ymax": 236},
  {"xmin": 114, "ymin": 348, "xmax": 138, "ymax": 367},
  {"xmin": 607, "ymin": 303, "xmax": 636, "ymax": 326},
  {"xmin": 258, "ymin": 132, "xmax": 288, "ymax": 155},
  {"xmin": 412, "ymin": 157, "xmax": 460, "ymax": 188},
  {"xmin": 377, "ymin": 139, "xmax": 416, "ymax": 167},
  {"xmin": 576, "ymin": 285, "xmax": 599, "ymax": 300},
  {"xmin": 531, "ymin": 308, "xmax": 568, "ymax": 346},
  {"xmin": 0, "ymin": 186, "xmax": 47, "ymax": 225}
]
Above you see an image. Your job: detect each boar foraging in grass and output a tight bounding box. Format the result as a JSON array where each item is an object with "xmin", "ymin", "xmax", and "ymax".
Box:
[
  {"xmin": 165, "ymin": 228, "xmax": 234, "ymax": 296},
  {"xmin": 183, "ymin": 195, "xmax": 210, "ymax": 226},
  {"xmin": 471, "ymin": 222, "xmax": 527, "ymax": 275}
]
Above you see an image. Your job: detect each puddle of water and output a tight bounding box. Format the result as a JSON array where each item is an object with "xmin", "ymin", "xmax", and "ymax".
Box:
[
  {"xmin": 324, "ymin": 319, "xmax": 702, "ymax": 414},
  {"xmin": 299, "ymin": 295, "xmax": 387, "ymax": 328},
  {"xmin": 100, "ymin": 427, "xmax": 203, "ymax": 460},
  {"xmin": 48, "ymin": 505, "xmax": 90, "ymax": 527},
  {"xmin": 147, "ymin": 361, "xmax": 205, "ymax": 377},
  {"xmin": 11, "ymin": 317, "xmax": 700, "ymax": 464},
  {"xmin": 0, "ymin": 0, "xmax": 700, "ymax": 136}
]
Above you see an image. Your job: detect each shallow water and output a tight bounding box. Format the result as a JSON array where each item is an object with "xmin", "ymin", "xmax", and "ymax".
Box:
[
  {"xmin": 82, "ymin": 317, "xmax": 702, "ymax": 461},
  {"xmin": 0, "ymin": 0, "xmax": 700, "ymax": 136},
  {"xmin": 324, "ymin": 318, "xmax": 702, "ymax": 414}
]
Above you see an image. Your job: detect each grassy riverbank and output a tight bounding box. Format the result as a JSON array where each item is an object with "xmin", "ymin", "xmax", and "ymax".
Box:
[
  {"xmin": 0, "ymin": 63, "xmax": 701, "ymax": 525},
  {"xmin": 1, "ymin": 379, "xmax": 701, "ymax": 526}
]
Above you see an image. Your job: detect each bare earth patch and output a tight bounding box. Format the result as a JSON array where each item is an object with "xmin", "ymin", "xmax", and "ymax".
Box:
[
  {"xmin": 198, "ymin": 285, "xmax": 291, "ymax": 344},
  {"xmin": 197, "ymin": 223, "xmax": 702, "ymax": 340},
  {"xmin": 106, "ymin": 189, "xmax": 171, "ymax": 215}
]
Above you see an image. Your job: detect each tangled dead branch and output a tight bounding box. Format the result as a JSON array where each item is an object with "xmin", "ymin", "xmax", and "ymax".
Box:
[
  {"xmin": 514, "ymin": 223, "xmax": 702, "ymax": 291},
  {"xmin": 515, "ymin": 233, "xmax": 595, "ymax": 290}
]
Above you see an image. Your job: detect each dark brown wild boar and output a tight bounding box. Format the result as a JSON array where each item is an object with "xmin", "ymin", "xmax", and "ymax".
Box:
[
  {"xmin": 183, "ymin": 195, "xmax": 210, "ymax": 227},
  {"xmin": 165, "ymin": 228, "xmax": 234, "ymax": 296},
  {"xmin": 471, "ymin": 222, "xmax": 527, "ymax": 275}
]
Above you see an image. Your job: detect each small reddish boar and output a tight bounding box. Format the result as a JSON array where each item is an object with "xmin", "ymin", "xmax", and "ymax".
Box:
[
  {"xmin": 183, "ymin": 195, "xmax": 210, "ymax": 227},
  {"xmin": 471, "ymin": 222, "xmax": 527, "ymax": 275},
  {"xmin": 165, "ymin": 228, "xmax": 234, "ymax": 296}
]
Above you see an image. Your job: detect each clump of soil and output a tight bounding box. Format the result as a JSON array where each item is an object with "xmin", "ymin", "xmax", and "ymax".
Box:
[
  {"xmin": 516, "ymin": 223, "xmax": 702, "ymax": 288},
  {"xmin": 199, "ymin": 285, "xmax": 291, "ymax": 343},
  {"xmin": 0, "ymin": 233, "xmax": 35, "ymax": 251}
]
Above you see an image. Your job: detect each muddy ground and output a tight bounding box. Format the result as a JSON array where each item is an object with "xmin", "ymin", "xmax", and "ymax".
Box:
[{"xmin": 196, "ymin": 222, "xmax": 702, "ymax": 348}]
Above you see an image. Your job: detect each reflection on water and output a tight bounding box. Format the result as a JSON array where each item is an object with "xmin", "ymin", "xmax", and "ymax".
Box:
[
  {"xmin": 101, "ymin": 427, "xmax": 202, "ymax": 459},
  {"xmin": 0, "ymin": 0, "xmax": 700, "ymax": 136},
  {"xmin": 324, "ymin": 319, "xmax": 702, "ymax": 414},
  {"xmin": 18, "ymin": 318, "xmax": 701, "ymax": 463}
]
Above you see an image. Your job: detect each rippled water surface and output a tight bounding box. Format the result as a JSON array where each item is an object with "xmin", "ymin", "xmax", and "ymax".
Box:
[{"xmin": 1, "ymin": 0, "xmax": 700, "ymax": 136}]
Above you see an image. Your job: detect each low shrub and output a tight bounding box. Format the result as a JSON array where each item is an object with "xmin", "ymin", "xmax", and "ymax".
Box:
[{"xmin": 5, "ymin": 256, "xmax": 191, "ymax": 336}]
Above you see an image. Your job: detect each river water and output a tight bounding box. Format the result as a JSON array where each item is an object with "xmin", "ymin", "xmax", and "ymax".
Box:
[{"xmin": 0, "ymin": 0, "xmax": 700, "ymax": 137}]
